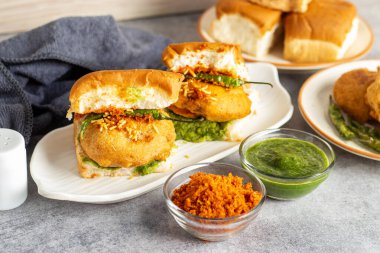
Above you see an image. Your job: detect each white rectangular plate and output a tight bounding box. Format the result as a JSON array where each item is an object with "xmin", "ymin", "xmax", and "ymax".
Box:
[{"xmin": 30, "ymin": 63, "xmax": 293, "ymax": 203}]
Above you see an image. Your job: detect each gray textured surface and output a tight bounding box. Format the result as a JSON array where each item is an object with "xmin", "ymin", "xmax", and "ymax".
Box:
[{"xmin": 1, "ymin": 0, "xmax": 380, "ymax": 252}]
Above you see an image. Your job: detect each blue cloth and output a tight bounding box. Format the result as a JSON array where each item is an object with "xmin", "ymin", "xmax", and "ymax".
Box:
[{"xmin": 0, "ymin": 16, "xmax": 171, "ymax": 145}]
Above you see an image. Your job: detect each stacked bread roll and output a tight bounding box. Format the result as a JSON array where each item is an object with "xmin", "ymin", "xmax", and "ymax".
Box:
[{"xmin": 211, "ymin": 0, "xmax": 358, "ymax": 63}]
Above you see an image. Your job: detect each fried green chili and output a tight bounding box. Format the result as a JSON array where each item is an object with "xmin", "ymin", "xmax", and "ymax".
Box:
[
  {"xmin": 329, "ymin": 97, "xmax": 380, "ymax": 152},
  {"xmin": 186, "ymin": 72, "xmax": 272, "ymax": 88},
  {"xmin": 328, "ymin": 97, "xmax": 355, "ymax": 139}
]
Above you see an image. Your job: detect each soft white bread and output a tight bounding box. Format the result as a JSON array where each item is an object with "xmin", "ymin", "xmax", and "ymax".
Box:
[
  {"xmin": 68, "ymin": 69, "xmax": 184, "ymax": 115},
  {"xmin": 211, "ymin": 0, "xmax": 282, "ymax": 58},
  {"xmin": 284, "ymin": 0, "xmax": 357, "ymax": 63},
  {"xmin": 162, "ymin": 42, "xmax": 248, "ymax": 80},
  {"xmin": 366, "ymin": 68, "xmax": 380, "ymax": 122},
  {"xmin": 248, "ymin": 0, "xmax": 312, "ymax": 13}
]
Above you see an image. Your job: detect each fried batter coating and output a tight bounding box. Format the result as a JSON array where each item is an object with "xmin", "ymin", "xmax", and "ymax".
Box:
[
  {"xmin": 168, "ymin": 105, "xmax": 199, "ymax": 119},
  {"xmin": 333, "ymin": 69, "xmax": 377, "ymax": 123},
  {"xmin": 366, "ymin": 68, "xmax": 380, "ymax": 122},
  {"xmin": 171, "ymin": 81, "xmax": 251, "ymax": 122},
  {"xmin": 79, "ymin": 117, "xmax": 175, "ymax": 168}
]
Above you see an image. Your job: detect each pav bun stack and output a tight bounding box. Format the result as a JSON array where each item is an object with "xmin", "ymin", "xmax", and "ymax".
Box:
[{"xmin": 210, "ymin": 0, "xmax": 361, "ymax": 63}]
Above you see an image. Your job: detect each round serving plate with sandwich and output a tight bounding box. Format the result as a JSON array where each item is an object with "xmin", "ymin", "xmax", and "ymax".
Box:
[
  {"xmin": 31, "ymin": 43, "xmax": 293, "ymax": 203},
  {"xmin": 299, "ymin": 59, "xmax": 380, "ymax": 160},
  {"xmin": 198, "ymin": 0, "xmax": 374, "ymax": 73}
]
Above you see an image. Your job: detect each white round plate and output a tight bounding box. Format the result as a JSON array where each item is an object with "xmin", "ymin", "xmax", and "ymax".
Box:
[
  {"xmin": 30, "ymin": 63, "xmax": 293, "ymax": 204},
  {"xmin": 299, "ymin": 60, "xmax": 380, "ymax": 161},
  {"xmin": 198, "ymin": 6, "xmax": 374, "ymax": 73}
]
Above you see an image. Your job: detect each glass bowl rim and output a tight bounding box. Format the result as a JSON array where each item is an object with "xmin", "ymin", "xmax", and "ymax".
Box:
[
  {"xmin": 239, "ymin": 128, "xmax": 336, "ymax": 181},
  {"xmin": 163, "ymin": 162, "xmax": 266, "ymax": 222}
]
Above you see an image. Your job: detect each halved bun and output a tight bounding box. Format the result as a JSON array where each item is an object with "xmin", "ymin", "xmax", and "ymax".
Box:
[
  {"xmin": 215, "ymin": 0, "xmax": 282, "ymax": 34},
  {"xmin": 68, "ymin": 69, "xmax": 184, "ymax": 115},
  {"xmin": 212, "ymin": 0, "xmax": 282, "ymax": 58},
  {"xmin": 162, "ymin": 42, "xmax": 248, "ymax": 80}
]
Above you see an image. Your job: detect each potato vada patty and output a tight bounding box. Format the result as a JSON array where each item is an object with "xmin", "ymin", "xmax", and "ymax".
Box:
[
  {"xmin": 333, "ymin": 69, "xmax": 377, "ymax": 123},
  {"xmin": 170, "ymin": 80, "xmax": 252, "ymax": 122},
  {"xmin": 76, "ymin": 114, "xmax": 175, "ymax": 168}
]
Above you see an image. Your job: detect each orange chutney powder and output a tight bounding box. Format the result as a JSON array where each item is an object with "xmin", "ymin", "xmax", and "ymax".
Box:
[{"xmin": 171, "ymin": 172, "xmax": 262, "ymax": 218}]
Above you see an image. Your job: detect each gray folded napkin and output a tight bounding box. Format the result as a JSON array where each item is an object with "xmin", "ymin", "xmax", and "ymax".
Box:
[{"xmin": 0, "ymin": 16, "xmax": 171, "ymax": 146}]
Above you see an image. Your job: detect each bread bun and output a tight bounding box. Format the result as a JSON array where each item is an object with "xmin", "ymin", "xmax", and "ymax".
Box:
[
  {"xmin": 284, "ymin": 0, "xmax": 357, "ymax": 62},
  {"xmin": 68, "ymin": 69, "xmax": 184, "ymax": 115},
  {"xmin": 248, "ymin": 0, "xmax": 312, "ymax": 13},
  {"xmin": 215, "ymin": 0, "xmax": 282, "ymax": 34},
  {"xmin": 162, "ymin": 42, "xmax": 248, "ymax": 80},
  {"xmin": 212, "ymin": 0, "xmax": 282, "ymax": 58}
]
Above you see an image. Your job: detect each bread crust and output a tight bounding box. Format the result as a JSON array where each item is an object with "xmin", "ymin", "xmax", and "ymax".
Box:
[
  {"xmin": 285, "ymin": 0, "xmax": 356, "ymax": 46},
  {"xmin": 216, "ymin": 0, "xmax": 282, "ymax": 34},
  {"xmin": 162, "ymin": 42, "xmax": 244, "ymax": 69},
  {"xmin": 69, "ymin": 69, "xmax": 184, "ymax": 114},
  {"xmin": 248, "ymin": 0, "xmax": 312, "ymax": 13},
  {"xmin": 284, "ymin": 39, "xmax": 342, "ymax": 63}
]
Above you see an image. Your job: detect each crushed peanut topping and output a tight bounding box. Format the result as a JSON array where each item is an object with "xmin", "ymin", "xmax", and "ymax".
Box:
[
  {"xmin": 180, "ymin": 79, "xmax": 217, "ymax": 101},
  {"xmin": 91, "ymin": 111, "xmax": 154, "ymax": 142}
]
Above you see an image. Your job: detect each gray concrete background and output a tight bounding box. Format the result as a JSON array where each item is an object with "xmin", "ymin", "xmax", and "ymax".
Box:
[{"xmin": 1, "ymin": 0, "xmax": 380, "ymax": 252}]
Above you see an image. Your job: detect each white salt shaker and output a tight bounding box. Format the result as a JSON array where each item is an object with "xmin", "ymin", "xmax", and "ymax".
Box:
[{"xmin": 0, "ymin": 128, "xmax": 27, "ymax": 210}]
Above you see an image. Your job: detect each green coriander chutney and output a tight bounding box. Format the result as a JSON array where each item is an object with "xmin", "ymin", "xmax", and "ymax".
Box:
[
  {"xmin": 243, "ymin": 138, "xmax": 331, "ymax": 200},
  {"xmin": 246, "ymin": 138, "xmax": 329, "ymax": 178}
]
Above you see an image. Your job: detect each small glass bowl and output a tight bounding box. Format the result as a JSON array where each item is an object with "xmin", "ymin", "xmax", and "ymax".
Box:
[
  {"xmin": 240, "ymin": 128, "xmax": 335, "ymax": 200},
  {"xmin": 163, "ymin": 163, "xmax": 266, "ymax": 241}
]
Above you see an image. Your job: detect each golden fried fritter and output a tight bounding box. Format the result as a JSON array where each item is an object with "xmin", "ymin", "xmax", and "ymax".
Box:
[
  {"xmin": 366, "ymin": 68, "xmax": 380, "ymax": 122},
  {"xmin": 171, "ymin": 81, "xmax": 251, "ymax": 122},
  {"xmin": 79, "ymin": 117, "xmax": 175, "ymax": 168},
  {"xmin": 333, "ymin": 69, "xmax": 377, "ymax": 123},
  {"xmin": 169, "ymin": 105, "xmax": 198, "ymax": 119}
]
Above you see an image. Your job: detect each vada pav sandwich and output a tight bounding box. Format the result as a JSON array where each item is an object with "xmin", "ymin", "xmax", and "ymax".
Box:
[
  {"xmin": 284, "ymin": 0, "xmax": 358, "ymax": 63},
  {"xmin": 162, "ymin": 42, "xmax": 271, "ymax": 142},
  {"xmin": 67, "ymin": 69, "xmax": 184, "ymax": 178},
  {"xmin": 211, "ymin": 0, "xmax": 282, "ymax": 58}
]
